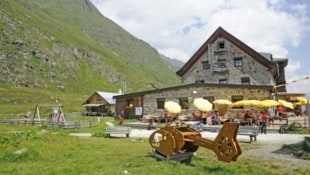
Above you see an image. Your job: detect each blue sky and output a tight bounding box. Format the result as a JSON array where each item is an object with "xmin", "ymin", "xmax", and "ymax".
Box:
[{"xmin": 91, "ymin": 0, "xmax": 310, "ymax": 94}]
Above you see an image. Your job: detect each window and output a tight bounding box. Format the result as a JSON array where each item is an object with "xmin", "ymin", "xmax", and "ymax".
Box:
[
  {"xmin": 217, "ymin": 41, "xmax": 225, "ymax": 49},
  {"xmin": 234, "ymin": 57, "xmax": 243, "ymax": 67},
  {"xmin": 219, "ymin": 79, "xmax": 227, "ymax": 84},
  {"xmin": 241, "ymin": 77, "xmax": 250, "ymax": 85},
  {"xmin": 157, "ymin": 98, "xmax": 165, "ymax": 109},
  {"xmin": 202, "ymin": 61, "xmax": 210, "ymax": 70},
  {"xmin": 195, "ymin": 80, "xmax": 205, "ymax": 84},
  {"xmin": 179, "ymin": 98, "xmax": 189, "ymax": 109},
  {"xmin": 127, "ymin": 99, "xmax": 133, "ymax": 108},
  {"xmin": 231, "ymin": 95, "xmax": 243, "ymax": 109},
  {"xmin": 231, "ymin": 95, "xmax": 243, "ymax": 103},
  {"xmin": 218, "ymin": 59, "xmax": 226, "ymax": 68}
]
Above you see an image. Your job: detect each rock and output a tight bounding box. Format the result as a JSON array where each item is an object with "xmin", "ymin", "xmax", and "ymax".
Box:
[
  {"xmin": 24, "ymin": 111, "xmax": 32, "ymax": 118},
  {"xmin": 14, "ymin": 148, "xmax": 28, "ymax": 155}
]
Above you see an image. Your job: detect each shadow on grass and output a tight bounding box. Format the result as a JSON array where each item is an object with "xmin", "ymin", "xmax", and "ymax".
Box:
[
  {"xmin": 145, "ymin": 150, "xmax": 197, "ymax": 166},
  {"xmin": 272, "ymin": 140, "xmax": 303, "ymax": 155},
  {"xmin": 272, "ymin": 137, "xmax": 310, "ymax": 160},
  {"xmin": 203, "ymin": 165, "xmax": 232, "ymax": 174}
]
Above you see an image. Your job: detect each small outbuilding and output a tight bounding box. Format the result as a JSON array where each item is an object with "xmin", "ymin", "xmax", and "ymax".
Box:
[{"xmin": 82, "ymin": 91, "xmax": 122, "ymax": 116}]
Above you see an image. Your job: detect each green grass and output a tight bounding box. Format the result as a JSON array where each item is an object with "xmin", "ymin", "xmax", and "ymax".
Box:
[
  {"xmin": 0, "ymin": 87, "xmax": 89, "ymax": 119},
  {"xmin": 0, "ymin": 117, "xmax": 309, "ymax": 175}
]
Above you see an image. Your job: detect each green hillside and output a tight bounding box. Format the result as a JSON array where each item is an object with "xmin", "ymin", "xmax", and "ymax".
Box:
[{"xmin": 0, "ymin": 0, "xmax": 181, "ymax": 117}]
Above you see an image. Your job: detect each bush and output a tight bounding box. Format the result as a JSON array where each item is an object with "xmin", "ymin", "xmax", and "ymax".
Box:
[
  {"xmin": 0, "ymin": 129, "xmax": 43, "ymax": 162},
  {"xmin": 287, "ymin": 122, "xmax": 310, "ymax": 134}
]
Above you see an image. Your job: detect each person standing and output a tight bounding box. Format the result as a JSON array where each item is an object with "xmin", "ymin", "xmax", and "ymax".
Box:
[
  {"xmin": 267, "ymin": 108, "xmax": 275, "ymax": 128},
  {"xmin": 277, "ymin": 105, "xmax": 284, "ymax": 121},
  {"xmin": 259, "ymin": 110, "xmax": 269, "ymax": 134},
  {"xmin": 119, "ymin": 110, "xmax": 125, "ymax": 125}
]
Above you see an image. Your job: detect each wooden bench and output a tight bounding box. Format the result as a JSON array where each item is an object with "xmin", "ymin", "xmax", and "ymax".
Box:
[
  {"xmin": 237, "ymin": 125, "xmax": 259, "ymax": 143},
  {"xmin": 105, "ymin": 126, "xmax": 132, "ymax": 138},
  {"xmin": 183, "ymin": 121, "xmax": 204, "ymax": 132}
]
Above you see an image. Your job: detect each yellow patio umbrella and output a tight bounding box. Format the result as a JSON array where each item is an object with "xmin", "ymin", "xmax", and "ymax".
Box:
[
  {"xmin": 278, "ymin": 99, "xmax": 294, "ymax": 109},
  {"xmin": 296, "ymin": 97, "xmax": 310, "ymax": 105},
  {"xmin": 247, "ymin": 100, "xmax": 262, "ymax": 106},
  {"xmin": 213, "ymin": 99, "xmax": 232, "ymax": 116},
  {"xmin": 232, "ymin": 100, "xmax": 248, "ymax": 107},
  {"xmin": 258, "ymin": 99, "xmax": 280, "ymax": 108},
  {"xmin": 213, "ymin": 99, "xmax": 233, "ymax": 105},
  {"xmin": 232, "ymin": 99, "xmax": 261, "ymax": 107},
  {"xmin": 193, "ymin": 98, "xmax": 213, "ymax": 112},
  {"xmin": 164, "ymin": 101, "xmax": 181, "ymax": 114}
]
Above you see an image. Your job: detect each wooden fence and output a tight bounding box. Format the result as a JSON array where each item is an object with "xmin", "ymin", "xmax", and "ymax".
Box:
[
  {"xmin": 287, "ymin": 116, "xmax": 309, "ymax": 128},
  {"xmin": 0, "ymin": 118, "xmax": 97, "ymax": 128}
]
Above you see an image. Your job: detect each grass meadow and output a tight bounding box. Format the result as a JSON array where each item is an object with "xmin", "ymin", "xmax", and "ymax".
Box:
[{"xmin": 0, "ymin": 117, "xmax": 309, "ymax": 175}]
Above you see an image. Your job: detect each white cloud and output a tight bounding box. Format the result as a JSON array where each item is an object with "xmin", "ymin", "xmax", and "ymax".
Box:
[
  {"xmin": 286, "ymin": 59, "xmax": 301, "ymax": 73},
  {"xmin": 286, "ymin": 78, "xmax": 310, "ymax": 94},
  {"xmin": 91, "ymin": 0, "xmax": 308, "ymax": 58},
  {"xmin": 285, "ymin": 60, "xmax": 310, "ymax": 93},
  {"xmin": 91, "ymin": 0, "xmax": 310, "ymax": 93}
]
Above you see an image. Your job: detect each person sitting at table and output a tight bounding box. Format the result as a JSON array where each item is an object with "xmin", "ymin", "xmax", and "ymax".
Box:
[
  {"xmin": 159, "ymin": 111, "xmax": 169, "ymax": 123},
  {"xmin": 233, "ymin": 116, "xmax": 240, "ymax": 123},
  {"xmin": 242, "ymin": 110, "xmax": 253, "ymax": 125},
  {"xmin": 211, "ymin": 110, "xmax": 219, "ymax": 125},
  {"xmin": 201, "ymin": 112, "xmax": 208, "ymax": 124},
  {"xmin": 192, "ymin": 111, "xmax": 202, "ymax": 121}
]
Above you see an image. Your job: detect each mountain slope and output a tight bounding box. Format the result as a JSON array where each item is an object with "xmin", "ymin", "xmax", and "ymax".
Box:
[
  {"xmin": 0, "ymin": 0, "xmax": 180, "ymax": 93},
  {"xmin": 0, "ymin": 0, "xmax": 181, "ymax": 116},
  {"xmin": 160, "ymin": 54, "xmax": 184, "ymax": 70}
]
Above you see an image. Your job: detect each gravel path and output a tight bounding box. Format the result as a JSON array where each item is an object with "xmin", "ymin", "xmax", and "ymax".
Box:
[
  {"xmin": 71, "ymin": 121, "xmax": 308, "ymax": 145},
  {"xmin": 129, "ymin": 129, "xmax": 308, "ymax": 144}
]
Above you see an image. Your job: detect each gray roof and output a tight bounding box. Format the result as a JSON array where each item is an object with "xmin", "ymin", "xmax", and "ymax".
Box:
[{"xmin": 96, "ymin": 91, "xmax": 122, "ymax": 105}]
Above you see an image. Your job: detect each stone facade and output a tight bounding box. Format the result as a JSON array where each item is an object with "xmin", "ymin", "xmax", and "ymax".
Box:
[
  {"xmin": 144, "ymin": 84, "xmax": 271, "ymax": 115},
  {"xmin": 115, "ymin": 84, "xmax": 272, "ymax": 118},
  {"xmin": 182, "ymin": 37, "xmax": 275, "ymax": 86}
]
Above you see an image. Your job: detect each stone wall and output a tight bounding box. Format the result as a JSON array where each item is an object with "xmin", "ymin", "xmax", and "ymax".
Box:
[{"xmin": 143, "ymin": 85, "xmax": 271, "ymax": 117}]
